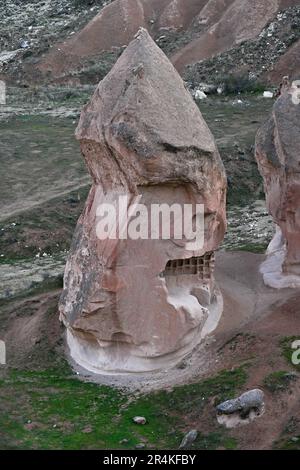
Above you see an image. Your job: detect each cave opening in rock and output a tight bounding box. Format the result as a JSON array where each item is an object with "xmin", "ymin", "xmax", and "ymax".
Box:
[{"xmin": 163, "ymin": 252, "xmax": 215, "ymax": 280}]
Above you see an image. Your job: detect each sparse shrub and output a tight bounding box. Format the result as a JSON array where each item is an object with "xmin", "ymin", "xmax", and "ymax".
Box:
[
  {"xmin": 218, "ymin": 73, "xmax": 265, "ymax": 94},
  {"xmin": 263, "ymin": 371, "xmax": 297, "ymax": 393}
]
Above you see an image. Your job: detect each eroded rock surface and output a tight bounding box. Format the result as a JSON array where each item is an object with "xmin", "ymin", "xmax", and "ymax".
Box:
[
  {"xmin": 216, "ymin": 389, "xmax": 265, "ymax": 428},
  {"xmin": 256, "ymin": 79, "xmax": 300, "ymax": 288},
  {"xmin": 179, "ymin": 429, "xmax": 198, "ymax": 449},
  {"xmin": 59, "ymin": 28, "xmax": 227, "ymax": 374}
]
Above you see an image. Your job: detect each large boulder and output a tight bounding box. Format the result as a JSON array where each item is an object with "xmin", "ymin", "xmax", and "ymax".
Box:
[
  {"xmin": 255, "ymin": 78, "xmax": 300, "ymax": 288},
  {"xmin": 216, "ymin": 389, "xmax": 265, "ymax": 428},
  {"xmin": 59, "ymin": 28, "xmax": 227, "ymax": 374}
]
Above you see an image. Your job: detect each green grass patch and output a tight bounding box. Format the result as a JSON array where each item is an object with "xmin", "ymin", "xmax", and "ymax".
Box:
[{"xmin": 0, "ymin": 366, "xmax": 247, "ymax": 450}]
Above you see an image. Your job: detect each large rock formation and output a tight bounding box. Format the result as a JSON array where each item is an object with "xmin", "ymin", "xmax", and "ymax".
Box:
[
  {"xmin": 256, "ymin": 78, "xmax": 300, "ymax": 288},
  {"xmin": 59, "ymin": 28, "xmax": 227, "ymax": 374}
]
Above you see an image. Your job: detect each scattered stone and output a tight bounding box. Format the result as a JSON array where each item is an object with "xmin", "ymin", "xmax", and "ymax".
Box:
[
  {"xmin": 179, "ymin": 430, "xmax": 198, "ymax": 449},
  {"xmin": 194, "ymin": 89, "xmax": 207, "ymax": 100},
  {"xmin": 196, "ymin": 83, "xmax": 217, "ymax": 94},
  {"xmin": 133, "ymin": 416, "xmax": 147, "ymax": 425},
  {"xmin": 216, "ymin": 389, "xmax": 265, "ymax": 428},
  {"xmin": 20, "ymin": 40, "xmax": 30, "ymax": 49},
  {"xmin": 263, "ymin": 91, "xmax": 274, "ymax": 98},
  {"xmin": 135, "ymin": 443, "xmax": 146, "ymax": 449},
  {"xmin": 217, "ymin": 389, "xmax": 264, "ymax": 415},
  {"xmin": 82, "ymin": 426, "xmax": 93, "ymax": 434},
  {"xmin": 119, "ymin": 438, "xmax": 129, "ymax": 444}
]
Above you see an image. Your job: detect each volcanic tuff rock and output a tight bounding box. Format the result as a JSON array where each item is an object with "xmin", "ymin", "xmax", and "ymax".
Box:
[
  {"xmin": 256, "ymin": 78, "xmax": 300, "ymax": 288},
  {"xmin": 59, "ymin": 28, "xmax": 227, "ymax": 374}
]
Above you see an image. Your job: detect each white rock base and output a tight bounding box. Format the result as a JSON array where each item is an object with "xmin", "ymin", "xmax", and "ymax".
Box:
[
  {"xmin": 66, "ymin": 290, "xmax": 223, "ymax": 375},
  {"xmin": 260, "ymin": 226, "xmax": 300, "ymax": 289}
]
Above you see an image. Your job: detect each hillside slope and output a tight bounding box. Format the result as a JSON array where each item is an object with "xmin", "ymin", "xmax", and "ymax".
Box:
[{"xmin": 0, "ymin": 0, "xmax": 299, "ymax": 86}]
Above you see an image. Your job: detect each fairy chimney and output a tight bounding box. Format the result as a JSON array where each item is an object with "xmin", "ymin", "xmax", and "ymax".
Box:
[
  {"xmin": 59, "ymin": 28, "xmax": 227, "ymax": 374},
  {"xmin": 256, "ymin": 78, "xmax": 300, "ymax": 288}
]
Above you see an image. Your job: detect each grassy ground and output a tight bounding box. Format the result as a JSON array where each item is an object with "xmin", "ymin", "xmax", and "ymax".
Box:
[{"xmin": 0, "ymin": 365, "xmax": 246, "ymax": 450}]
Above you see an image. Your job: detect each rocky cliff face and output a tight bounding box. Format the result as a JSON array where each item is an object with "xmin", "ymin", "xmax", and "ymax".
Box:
[
  {"xmin": 256, "ymin": 78, "xmax": 300, "ymax": 288},
  {"xmin": 59, "ymin": 29, "xmax": 227, "ymax": 374}
]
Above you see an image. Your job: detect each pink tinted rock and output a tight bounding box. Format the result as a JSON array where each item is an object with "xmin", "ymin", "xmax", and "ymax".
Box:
[
  {"xmin": 59, "ymin": 28, "xmax": 227, "ymax": 374},
  {"xmin": 256, "ymin": 78, "xmax": 300, "ymax": 288}
]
